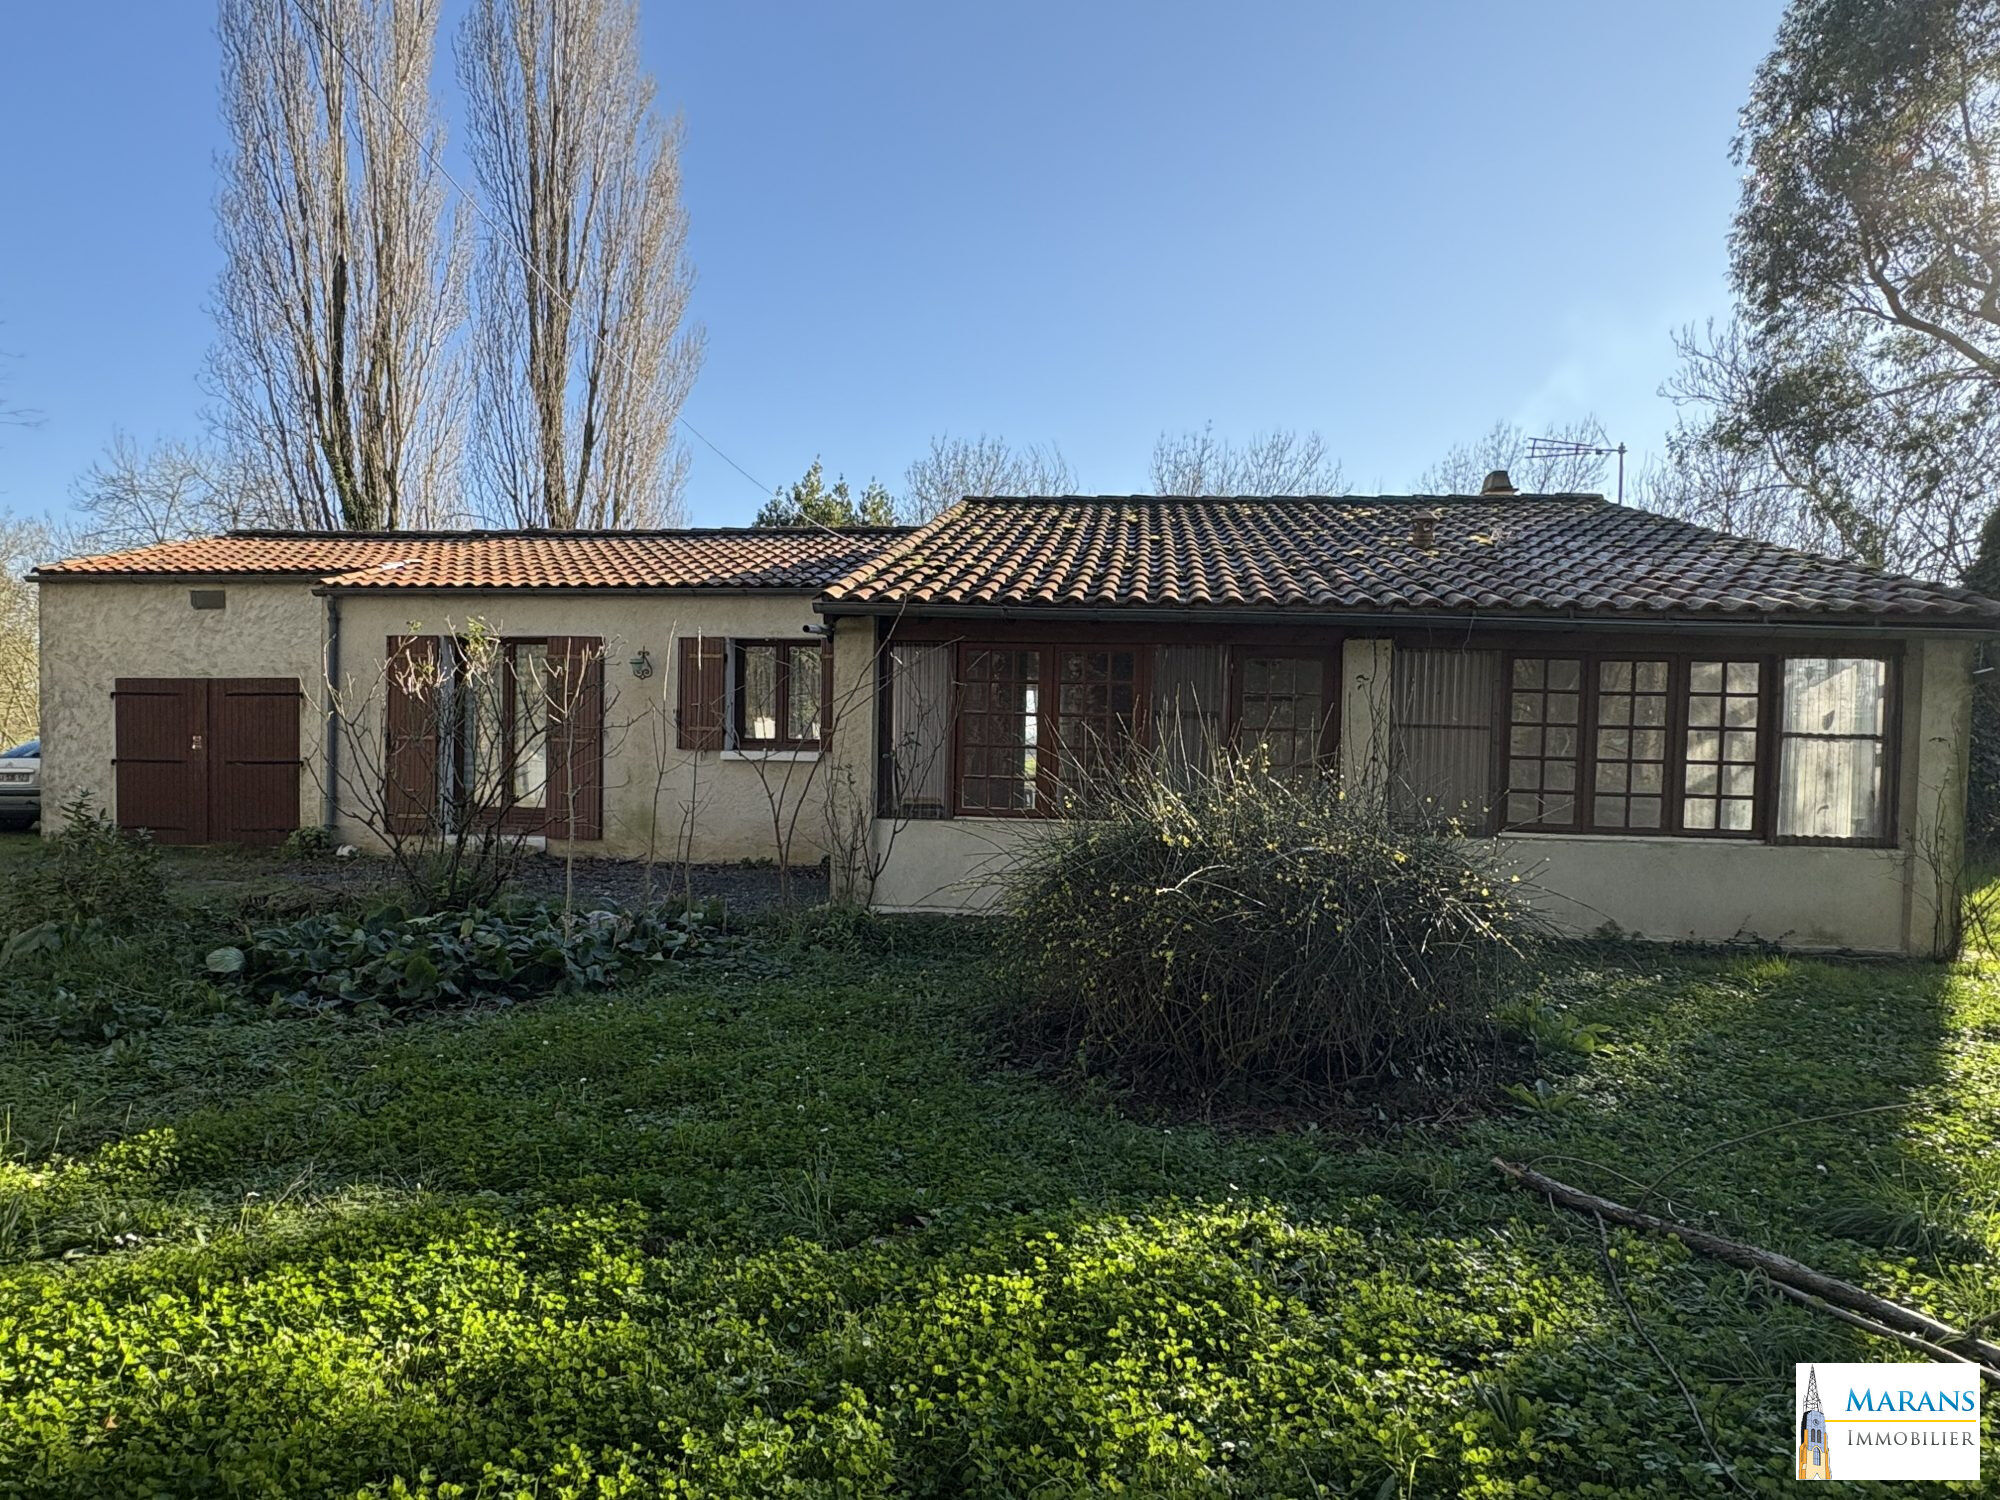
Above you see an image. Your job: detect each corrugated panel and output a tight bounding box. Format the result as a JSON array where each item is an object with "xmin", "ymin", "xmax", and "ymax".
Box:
[
  {"xmin": 886, "ymin": 643, "xmax": 952, "ymax": 817},
  {"xmin": 1391, "ymin": 649, "xmax": 1497, "ymax": 824},
  {"xmin": 1152, "ymin": 644, "xmax": 1225, "ymax": 782}
]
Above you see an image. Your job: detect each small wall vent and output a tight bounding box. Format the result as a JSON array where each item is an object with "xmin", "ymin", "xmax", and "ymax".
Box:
[{"xmin": 190, "ymin": 589, "xmax": 227, "ymax": 611}]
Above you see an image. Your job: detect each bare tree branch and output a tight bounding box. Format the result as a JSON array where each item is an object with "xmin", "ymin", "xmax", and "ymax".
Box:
[
  {"xmin": 212, "ymin": 0, "xmax": 466, "ymax": 531},
  {"xmin": 1150, "ymin": 424, "xmax": 1346, "ymax": 496},
  {"xmin": 460, "ymin": 0, "xmax": 702, "ymax": 528},
  {"xmin": 901, "ymin": 434, "xmax": 1075, "ymax": 521}
]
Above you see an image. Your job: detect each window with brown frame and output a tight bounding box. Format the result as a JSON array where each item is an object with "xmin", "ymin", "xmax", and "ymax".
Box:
[
  {"xmin": 952, "ymin": 643, "xmax": 1148, "ymax": 814},
  {"xmin": 1236, "ymin": 654, "xmax": 1328, "ymax": 774},
  {"xmin": 956, "ymin": 646, "xmax": 1042, "ymax": 813},
  {"xmin": 1777, "ymin": 657, "xmax": 1890, "ymax": 841},
  {"xmin": 734, "ymin": 640, "xmax": 824, "ymax": 750},
  {"xmin": 1503, "ymin": 657, "xmax": 1582, "ymax": 827},
  {"xmin": 1682, "ymin": 659, "xmax": 1761, "ymax": 834},
  {"xmin": 1490, "ymin": 649, "xmax": 1893, "ymax": 845},
  {"xmin": 1589, "ymin": 659, "xmax": 1671, "ymax": 830},
  {"xmin": 1053, "ymin": 648, "xmax": 1140, "ymax": 791}
]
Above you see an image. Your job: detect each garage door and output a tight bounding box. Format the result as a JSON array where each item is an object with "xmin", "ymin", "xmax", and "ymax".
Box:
[{"xmin": 112, "ymin": 678, "xmax": 302, "ymax": 845}]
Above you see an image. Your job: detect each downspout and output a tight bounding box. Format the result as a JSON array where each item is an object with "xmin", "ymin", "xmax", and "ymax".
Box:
[{"xmin": 323, "ymin": 590, "xmax": 341, "ymax": 833}]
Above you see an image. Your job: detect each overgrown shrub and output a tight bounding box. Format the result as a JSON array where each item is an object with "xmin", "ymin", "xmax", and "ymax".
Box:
[
  {"xmin": 1005, "ymin": 759, "xmax": 1539, "ymax": 1096},
  {"xmin": 208, "ymin": 900, "xmax": 719, "ymax": 1014},
  {"xmin": 6, "ymin": 793, "xmax": 168, "ymax": 929}
]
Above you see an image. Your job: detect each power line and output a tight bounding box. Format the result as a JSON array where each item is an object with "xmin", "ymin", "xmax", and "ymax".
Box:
[{"xmin": 277, "ymin": 0, "xmax": 815, "ymax": 527}]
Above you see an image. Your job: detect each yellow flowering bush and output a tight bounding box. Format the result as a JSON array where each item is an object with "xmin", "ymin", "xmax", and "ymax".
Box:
[{"xmin": 1006, "ymin": 758, "xmax": 1540, "ymax": 1097}]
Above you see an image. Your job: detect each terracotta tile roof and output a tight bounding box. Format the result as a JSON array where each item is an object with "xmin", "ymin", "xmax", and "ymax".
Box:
[
  {"xmin": 819, "ymin": 495, "xmax": 2000, "ymax": 625},
  {"xmin": 33, "ymin": 527, "xmax": 911, "ymax": 591}
]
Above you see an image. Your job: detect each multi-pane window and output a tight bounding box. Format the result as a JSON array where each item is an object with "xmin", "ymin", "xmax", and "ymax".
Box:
[
  {"xmin": 1778, "ymin": 657, "xmax": 1890, "ymax": 841},
  {"xmin": 1683, "ymin": 660, "xmax": 1760, "ymax": 834},
  {"xmin": 1484, "ymin": 649, "xmax": 1892, "ymax": 844},
  {"xmin": 1054, "ymin": 649, "xmax": 1139, "ymax": 790},
  {"xmin": 1504, "ymin": 658, "xmax": 1581, "ymax": 827},
  {"xmin": 1238, "ymin": 656, "xmax": 1325, "ymax": 774},
  {"xmin": 957, "ymin": 646, "xmax": 1041, "ymax": 813},
  {"xmin": 1590, "ymin": 660, "xmax": 1670, "ymax": 830},
  {"xmin": 735, "ymin": 641, "xmax": 824, "ymax": 750}
]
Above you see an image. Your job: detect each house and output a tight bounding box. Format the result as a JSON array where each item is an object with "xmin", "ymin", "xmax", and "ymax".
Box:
[
  {"xmin": 32, "ymin": 479, "xmax": 2000, "ymax": 955},
  {"xmin": 31, "ymin": 527, "xmax": 905, "ymax": 863}
]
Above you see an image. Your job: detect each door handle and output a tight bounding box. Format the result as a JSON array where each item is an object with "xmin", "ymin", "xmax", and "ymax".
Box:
[{"xmin": 191, "ymin": 734, "xmax": 204, "ymax": 751}]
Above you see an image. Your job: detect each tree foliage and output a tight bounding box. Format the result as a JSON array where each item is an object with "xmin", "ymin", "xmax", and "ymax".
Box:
[
  {"xmin": 754, "ymin": 459, "xmax": 896, "ymax": 529},
  {"xmin": 1658, "ymin": 0, "xmax": 2000, "ymax": 579},
  {"xmin": 67, "ymin": 434, "xmax": 280, "ymax": 552}
]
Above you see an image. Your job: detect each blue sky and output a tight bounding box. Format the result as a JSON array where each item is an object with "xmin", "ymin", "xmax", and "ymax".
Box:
[{"xmin": 0, "ymin": 1, "xmax": 1786, "ymax": 527}]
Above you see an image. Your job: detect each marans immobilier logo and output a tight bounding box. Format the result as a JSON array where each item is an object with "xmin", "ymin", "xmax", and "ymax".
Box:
[{"xmin": 1796, "ymin": 1363, "xmax": 1981, "ymax": 1482}]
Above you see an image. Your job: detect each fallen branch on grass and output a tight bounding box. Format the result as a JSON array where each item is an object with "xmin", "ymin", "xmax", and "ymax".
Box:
[
  {"xmin": 1763, "ymin": 1282, "xmax": 2000, "ymax": 1386},
  {"xmin": 1492, "ymin": 1157, "xmax": 2000, "ymax": 1375}
]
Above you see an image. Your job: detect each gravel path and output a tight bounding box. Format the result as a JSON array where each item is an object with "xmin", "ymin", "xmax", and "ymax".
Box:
[{"xmin": 510, "ymin": 857, "xmax": 825, "ymax": 916}]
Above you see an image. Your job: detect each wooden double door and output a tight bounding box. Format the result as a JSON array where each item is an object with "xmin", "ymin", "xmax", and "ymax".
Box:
[{"xmin": 112, "ymin": 678, "xmax": 303, "ymax": 845}]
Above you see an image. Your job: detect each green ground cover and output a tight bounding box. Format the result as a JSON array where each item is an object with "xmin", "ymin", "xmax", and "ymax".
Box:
[{"xmin": 1, "ymin": 845, "xmax": 1996, "ymax": 1495}]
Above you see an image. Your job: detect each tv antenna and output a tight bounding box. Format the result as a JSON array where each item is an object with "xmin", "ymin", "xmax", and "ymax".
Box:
[{"xmin": 1524, "ymin": 435, "xmax": 1627, "ymax": 504}]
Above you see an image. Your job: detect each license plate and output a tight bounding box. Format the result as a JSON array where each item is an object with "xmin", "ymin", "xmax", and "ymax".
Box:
[{"xmin": 0, "ymin": 772, "xmax": 27, "ymax": 783}]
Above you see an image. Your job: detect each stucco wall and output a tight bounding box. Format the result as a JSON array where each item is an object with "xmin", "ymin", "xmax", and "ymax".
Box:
[
  {"xmin": 862, "ymin": 634, "xmax": 1978, "ymax": 957},
  {"xmin": 37, "ymin": 578, "xmax": 328, "ymax": 833},
  {"xmin": 330, "ymin": 591, "xmax": 832, "ymax": 863}
]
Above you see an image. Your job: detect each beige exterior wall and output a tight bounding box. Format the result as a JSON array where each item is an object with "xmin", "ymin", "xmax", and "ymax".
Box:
[
  {"xmin": 37, "ymin": 579, "xmax": 842, "ymax": 867},
  {"xmin": 37, "ymin": 578, "xmax": 329, "ymax": 833},
  {"xmin": 330, "ymin": 590, "xmax": 832, "ymax": 863},
  {"xmin": 862, "ymin": 634, "xmax": 1978, "ymax": 958}
]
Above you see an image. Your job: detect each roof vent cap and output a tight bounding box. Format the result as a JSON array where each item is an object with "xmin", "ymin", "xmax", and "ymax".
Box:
[
  {"xmin": 1480, "ymin": 469, "xmax": 1519, "ymax": 496},
  {"xmin": 1411, "ymin": 508, "xmax": 1439, "ymax": 549}
]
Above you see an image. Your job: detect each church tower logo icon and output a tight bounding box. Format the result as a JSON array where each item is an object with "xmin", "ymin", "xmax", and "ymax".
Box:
[{"xmin": 1799, "ymin": 1365, "xmax": 1832, "ymax": 1480}]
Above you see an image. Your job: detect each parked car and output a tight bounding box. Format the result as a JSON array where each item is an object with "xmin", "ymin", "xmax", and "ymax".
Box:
[{"xmin": 0, "ymin": 739, "xmax": 40, "ymax": 829}]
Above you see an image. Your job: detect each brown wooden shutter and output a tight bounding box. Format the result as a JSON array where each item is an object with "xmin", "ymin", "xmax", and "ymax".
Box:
[
  {"xmin": 548, "ymin": 636, "xmax": 605, "ymax": 840},
  {"xmin": 676, "ymin": 636, "xmax": 727, "ymax": 750},
  {"xmin": 384, "ymin": 635, "xmax": 441, "ymax": 835}
]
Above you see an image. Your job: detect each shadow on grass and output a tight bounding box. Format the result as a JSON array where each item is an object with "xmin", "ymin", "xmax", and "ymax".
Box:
[{"xmin": 5, "ymin": 934, "xmax": 1995, "ymax": 1497}]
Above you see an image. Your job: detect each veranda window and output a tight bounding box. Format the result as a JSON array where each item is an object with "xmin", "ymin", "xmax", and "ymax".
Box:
[
  {"xmin": 957, "ymin": 646, "xmax": 1041, "ymax": 813},
  {"xmin": 1589, "ymin": 660, "xmax": 1670, "ymax": 831},
  {"xmin": 1053, "ymin": 648, "xmax": 1140, "ymax": 792},
  {"xmin": 1777, "ymin": 657, "xmax": 1890, "ymax": 841},
  {"xmin": 1236, "ymin": 655, "xmax": 1327, "ymax": 774},
  {"xmin": 1483, "ymin": 648, "xmax": 1892, "ymax": 844},
  {"xmin": 1503, "ymin": 657, "xmax": 1582, "ymax": 828},
  {"xmin": 1682, "ymin": 660, "xmax": 1761, "ymax": 834}
]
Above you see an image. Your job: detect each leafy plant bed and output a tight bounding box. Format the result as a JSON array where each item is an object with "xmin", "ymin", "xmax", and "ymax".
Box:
[
  {"xmin": 1, "ymin": 911, "xmax": 1997, "ymax": 1495},
  {"xmin": 207, "ymin": 900, "xmax": 721, "ymax": 1013}
]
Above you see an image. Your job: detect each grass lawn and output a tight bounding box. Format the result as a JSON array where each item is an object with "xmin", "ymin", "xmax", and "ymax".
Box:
[{"xmin": 2, "ymin": 878, "xmax": 1998, "ymax": 1495}]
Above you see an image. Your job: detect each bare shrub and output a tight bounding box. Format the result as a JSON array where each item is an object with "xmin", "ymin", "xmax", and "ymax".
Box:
[{"xmin": 1004, "ymin": 756, "xmax": 1539, "ymax": 1098}]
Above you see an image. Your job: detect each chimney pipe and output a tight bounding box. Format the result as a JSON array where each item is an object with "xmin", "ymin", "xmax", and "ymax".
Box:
[
  {"xmin": 1480, "ymin": 469, "xmax": 1518, "ymax": 496},
  {"xmin": 1410, "ymin": 508, "xmax": 1438, "ymax": 548}
]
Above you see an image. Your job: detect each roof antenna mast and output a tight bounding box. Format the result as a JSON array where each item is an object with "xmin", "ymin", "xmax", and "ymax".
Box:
[{"xmin": 1523, "ymin": 435, "xmax": 1627, "ymax": 504}]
